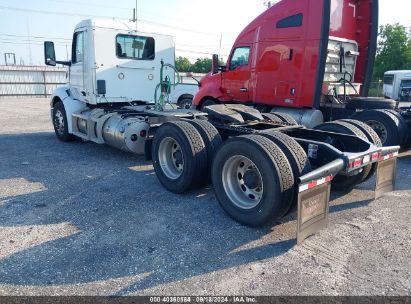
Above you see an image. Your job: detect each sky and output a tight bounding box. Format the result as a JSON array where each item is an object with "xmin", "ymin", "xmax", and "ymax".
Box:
[{"xmin": 0, "ymin": 0, "xmax": 410, "ymax": 66}]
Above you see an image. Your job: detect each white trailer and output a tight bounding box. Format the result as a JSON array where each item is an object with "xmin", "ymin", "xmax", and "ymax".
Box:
[{"xmin": 383, "ymin": 70, "xmax": 411, "ymax": 101}]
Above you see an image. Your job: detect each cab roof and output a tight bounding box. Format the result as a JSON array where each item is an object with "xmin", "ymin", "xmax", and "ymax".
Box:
[{"xmin": 74, "ymin": 19, "xmax": 173, "ymax": 38}]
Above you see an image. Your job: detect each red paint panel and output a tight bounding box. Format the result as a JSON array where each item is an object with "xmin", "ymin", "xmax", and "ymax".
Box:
[
  {"xmin": 193, "ymin": 0, "xmax": 374, "ymax": 109},
  {"xmin": 330, "ymin": 0, "xmax": 358, "ymax": 40}
]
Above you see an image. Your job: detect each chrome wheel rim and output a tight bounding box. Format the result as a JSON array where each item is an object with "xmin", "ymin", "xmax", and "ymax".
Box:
[
  {"xmin": 54, "ymin": 110, "xmax": 65, "ymax": 135},
  {"xmin": 183, "ymin": 102, "xmax": 191, "ymax": 109},
  {"xmin": 222, "ymin": 155, "xmax": 263, "ymax": 210},
  {"xmin": 180, "ymin": 100, "xmax": 192, "ymax": 109},
  {"xmin": 367, "ymin": 120, "xmax": 388, "ymax": 145},
  {"xmin": 158, "ymin": 137, "xmax": 184, "ymax": 180}
]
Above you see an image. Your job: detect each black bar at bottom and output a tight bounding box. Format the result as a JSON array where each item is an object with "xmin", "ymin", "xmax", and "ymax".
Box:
[{"xmin": 0, "ymin": 296, "xmax": 409, "ymax": 304}]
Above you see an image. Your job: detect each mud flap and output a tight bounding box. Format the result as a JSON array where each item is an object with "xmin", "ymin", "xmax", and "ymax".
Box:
[
  {"xmin": 297, "ymin": 182, "xmax": 331, "ymax": 244},
  {"xmin": 375, "ymin": 158, "xmax": 397, "ymax": 199}
]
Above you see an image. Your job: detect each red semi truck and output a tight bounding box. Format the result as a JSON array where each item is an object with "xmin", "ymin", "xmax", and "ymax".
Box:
[{"xmin": 193, "ymin": 0, "xmax": 410, "ymax": 147}]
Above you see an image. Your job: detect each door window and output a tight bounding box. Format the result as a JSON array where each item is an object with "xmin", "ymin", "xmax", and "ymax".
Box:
[
  {"xmin": 229, "ymin": 47, "xmax": 250, "ymax": 71},
  {"xmin": 72, "ymin": 32, "xmax": 84, "ymax": 64},
  {"xmin": 116, "ymin": 34, "xmax": 155, "ymax": 60}
]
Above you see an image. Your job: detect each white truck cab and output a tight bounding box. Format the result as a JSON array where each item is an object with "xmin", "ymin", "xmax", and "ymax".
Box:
[
  {"xmin": 46, "ymin": 19, "xmax": 198, "ymax": 106},
  {"xmin": 383, "ymin": 70, "xmax": 411, "ymax": 101}
]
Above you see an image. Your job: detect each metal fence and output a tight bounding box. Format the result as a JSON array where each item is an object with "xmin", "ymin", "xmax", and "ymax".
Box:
[
  {"xmin": 368, "ymin": 81, "xmax": 384, "ymax": 97},
  {"xmin": 0, "ymin": 66, "xmax": 204, "ymax": 98},
  {"xmin": 0, "ymin": 65, "xmax": 68, "ymax": 98}
]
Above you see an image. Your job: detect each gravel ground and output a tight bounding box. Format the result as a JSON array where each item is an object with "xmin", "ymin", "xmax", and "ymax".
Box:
[{"xmin": 0, "ymin": 98, "xmax": 410, "ymax": 296}]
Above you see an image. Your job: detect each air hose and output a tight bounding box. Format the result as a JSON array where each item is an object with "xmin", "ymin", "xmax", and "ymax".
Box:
[
  {"xmin": 339, "ymin": 71, "xmax": 358, "ymax": 103},
  {"xmin": 154, "ymin": 60, "xmax": 182, "ymax": 111},
  {"xmin": 338, "ymin": 45, "xmax": 358, "ymax": 103}
]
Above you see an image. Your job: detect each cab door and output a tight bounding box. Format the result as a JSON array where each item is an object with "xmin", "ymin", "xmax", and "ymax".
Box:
[
  {"xmin": 69, "ymin": 31, "xmax": 85, "ymax": 100},
  {"xmin": 222, "ymin": 46, "xmax": 251, "ymax": 102}
]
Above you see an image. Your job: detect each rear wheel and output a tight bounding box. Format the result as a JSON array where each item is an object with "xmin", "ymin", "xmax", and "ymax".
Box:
[
  {"xmin": 212, "ymin": 135, "xmax": 294, "ymax": 226},
  {"xmin": 340, "ymin": 119, "xmax": 382, "ymax": 182},
  {"xmin": 178, "ymin": 98, "xmax": 193, "ymax": 109},
  {"xmin": 314, "ymin": 121, "xmax": 370, "ymax": 191},
  {"xmin": 352, "ymin": 110, "xmax": 404, "ymax": 146},
  {"xmin": 379, "ymin": 109, "xmax": 408, "ymax": 145},
  {"xmin": 261, "ymin": 113, "xmax": 283, "ymax": 124},
  {"xmin": 270, "ymin": 112, "xmax": 298, "ymax": 125},
  {"xmin": 187, "ymin": 119, "xmax": 222, "ymax": 184},
  {"xmin": 152, "ymin": 121, "xmax": 207, "ymax": 193},
  {"xmin": 261, "ymin": 131, "xmax": 311, "ymax": 214},
  {"xmin": 52, "ymin": 101, "xmax": 76, "ymax": 142},
  {"xmin": 340, "ymin": 119, "xmax": 382, "ymax": 147},
  {"xmin": 200, "ymin": 99, "xmax": 216, "ymax": 112}
]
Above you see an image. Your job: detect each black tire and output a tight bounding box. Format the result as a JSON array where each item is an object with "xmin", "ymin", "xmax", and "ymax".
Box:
[
  {"xmin": 340, "ymin": 119, "xmax": 382, "ymax": 182},
  {"xmin": 178, "ymin": 98, "xmax": 193, "ymax": 109},
  {"xmin": 52, "ymin": 101, "xmax": 76, "ymax": 142},
  {"xmin": 152, "ymin": 121, "xmax": 208, "ymax": 193},
  {"xmin": 211, "ymin": 135, "xmax": 294, "ymax": 227},
  {"xmin": 261, "ymin": 113, "xmax": 283, "ymax": 124},
  {"xmin": 314, "ymin": 120, "xmax": 368, "ymax": 140},
  {"xmin": 340, "ymin": 119, "xmax": 382, "ymax": 147},
  {"xmin": 200, "ymin": 99, "xmax": 216, "ymax": 112},
  {"xmin": 255, "ymin": 105, "xmax": 273, "ymax": 113},
  {"xmin": 352, "ymin": 110, "xmax": 403, "ymax": 146},
  {"xmin": 270, "ymin": 112, "xmax": 298, "ymax": 125},
  {"xmin": 314, "ymin": 121, "xmax": 370, "ymax": 191},
  {"xmin": 261, "ymin": 131, "xmax": 311, "ymax": 214},
  {"xmin": 379, "ymin": 109, "xmax": 408, "ymax": 146},
  {"xmin": 346, "ymin": 97, "xmax": 397, "ymax": 110},
  {"xmin": 187, "ymin": 119, "xmax": 223, "ymax": 184}
]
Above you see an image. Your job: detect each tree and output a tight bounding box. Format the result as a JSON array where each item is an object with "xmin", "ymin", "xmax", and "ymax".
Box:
[
  {"xmin": 175, "ymin": 56, "xmax": 192, "ymax": 72},
  {"xmin": 373, "ymin": 24, "xmax": 411, "ymax": 80},
  {"xmin": 191, "ymin": 58, "xmax": 212, "ymax": 73}
]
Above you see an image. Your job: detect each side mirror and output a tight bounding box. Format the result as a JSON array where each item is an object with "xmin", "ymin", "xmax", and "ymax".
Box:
[
  {"xmin": 44, "ymin": 41, "xmax": 56, "ymax": 66},
  {"xmin": 212, "ymin": 54, "xmax": 219, "ymax": 74}
]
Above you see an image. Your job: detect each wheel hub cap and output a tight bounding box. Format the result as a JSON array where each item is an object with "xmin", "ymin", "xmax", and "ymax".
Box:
[
  {"xmin": 222, "ymin": 155, "xmax": 264, "ymax": 210},
  {"xmin": 158, "ymin": 137, "xmax": 184, "ymax": 180},
  {"xmin": 243, "ymin": 170, "xmax": 260, "ymax": 189},
  {"xmin": 367, "ymin": 120, "xmax": 388, "ymax": 145}
]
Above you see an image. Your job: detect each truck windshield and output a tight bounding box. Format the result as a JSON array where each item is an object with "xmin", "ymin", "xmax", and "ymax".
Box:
[
  {"xmin": 400, "ymin": 80, "xmax": 411, "ymax": 88},
  {"xmin": 116, "ymin": 34, "xmax": 155, "ymax": 60}
]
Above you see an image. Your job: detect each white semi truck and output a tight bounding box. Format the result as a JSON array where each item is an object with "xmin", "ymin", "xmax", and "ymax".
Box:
[
  {"xmin": 44, "ymin": 17, "xmax": 399, "ymax": 243},
  {"xmin": 46, "ymin": 19, "xmax": 198, "ymax": 114}
]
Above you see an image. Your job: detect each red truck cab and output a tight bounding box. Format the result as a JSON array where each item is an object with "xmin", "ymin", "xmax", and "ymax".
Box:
[{"xmin": 193, "ymin": 0, "xmax": 377, "ymax": 111}]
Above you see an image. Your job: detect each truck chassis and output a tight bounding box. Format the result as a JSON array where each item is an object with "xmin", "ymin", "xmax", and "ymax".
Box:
[{"xmin": 51, "ymin": 100, "xmax": 399, "ymax": 243}]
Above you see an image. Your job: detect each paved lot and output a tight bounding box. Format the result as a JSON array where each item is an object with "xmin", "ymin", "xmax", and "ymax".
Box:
[{"xmin": 0, "ymin": 98, "xmax": 410, "ymax": 296}]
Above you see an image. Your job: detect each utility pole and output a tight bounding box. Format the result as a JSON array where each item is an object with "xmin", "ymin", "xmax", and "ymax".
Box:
[
  {"xmin": 65, "ymin": 44, "xmax": 69, "ymax": 61},
  {"xmin": 218, "ymin": 33, "xmax": 222, "ymax": 60},
  {"xmin": 130, "ymin": 0, "xmax": 138, "ymax": 31},
  {"xmin": 26, "ymin": 17, "xmax": 33, "ymax": 66}
]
